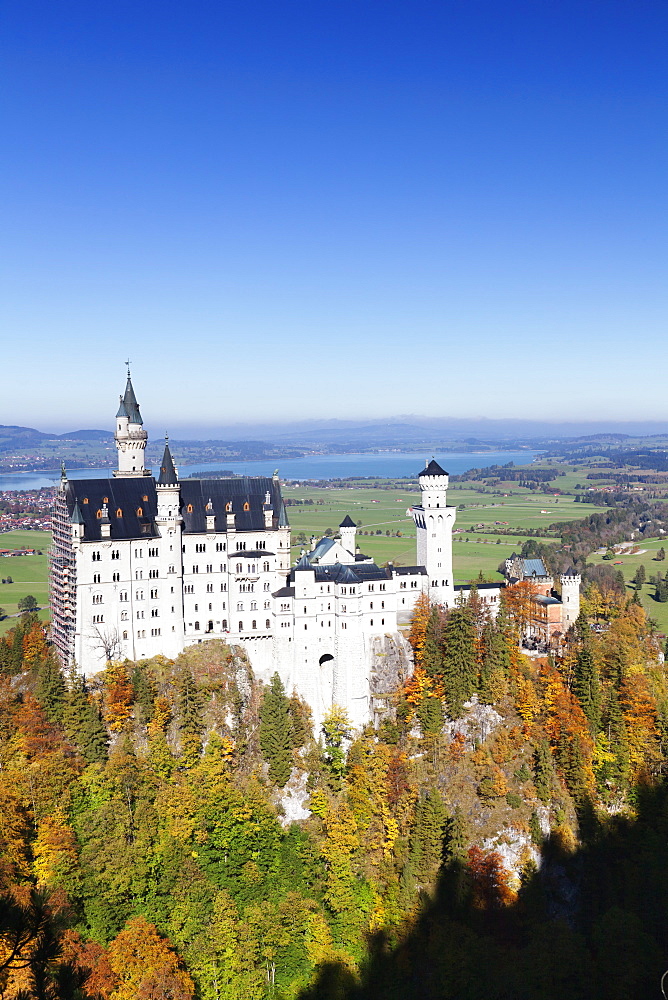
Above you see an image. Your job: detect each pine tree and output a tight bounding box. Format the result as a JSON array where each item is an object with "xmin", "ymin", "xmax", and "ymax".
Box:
[
  {"xmin": 441, "ymin": 605, "xmax": 477, "ymax": 718},
  {"xmin": 421, "ymin": 607, "xmax": 444, "ymax": 679},
  {"xmin": 573, "ymin": 647, "xmax": 602, "ymax": 735},
  {"xmin": 533, "ymin": 740, "xmax": 553, "ymax": 804},
  {"xmin": 408, "ymin": 790, "xmax": 447, "ymax": 883},
  {"xmin": 479, "ymin": 618, "xmax": 511, "ymax": 704},
  {"xmin": 132, "ymin": 664, "xmax": 156, "ymax": 726},
  {"xmin": 64, "ymin": 673, "xmax": 108, "ymax": 764},
  {"xmin": 177, "ymin": 667, "xmax": 203, "ymax": 736},
  {"xmin": 259, "ymin": 673, "xmax": 293, "ymax": 787},
  {"xmin": 35, "ymin": 654, "xmax": 67, "ymax": 724}
]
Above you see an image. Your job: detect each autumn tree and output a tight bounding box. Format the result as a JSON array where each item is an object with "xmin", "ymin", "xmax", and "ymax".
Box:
[
  {"xmin": 107, "ymin": 916, "xmax": 194, "ymax": 1000},
  {"xmin": 408, "ymin": 593, "xmax": 431, "ymax": 666}
]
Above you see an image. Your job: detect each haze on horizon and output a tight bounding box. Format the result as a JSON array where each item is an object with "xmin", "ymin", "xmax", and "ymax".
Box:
[{"xmin": 2, "ymin": 0, "xmax": 667, "ymax": 431}]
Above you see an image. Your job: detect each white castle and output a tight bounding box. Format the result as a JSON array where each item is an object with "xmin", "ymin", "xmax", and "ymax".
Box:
[{"xmin": 50, "ymin": 370, "xmax": 579, "ymax": 729}]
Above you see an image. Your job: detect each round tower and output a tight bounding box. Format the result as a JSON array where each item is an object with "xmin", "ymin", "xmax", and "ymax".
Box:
[
  {"xmin": 339, "ymin": 515, "xmax": 357, "ymax": 558},
  {"xmin": 417, "ymin": 459, "xmax": 456, "ymax": 607},
  {"xmin": 560, "ymin": 572, "xmax": 581, "ymax": 628},
  {"xmin": 114, "ymin": 367, "xmax": 150, "ymax": 477}
]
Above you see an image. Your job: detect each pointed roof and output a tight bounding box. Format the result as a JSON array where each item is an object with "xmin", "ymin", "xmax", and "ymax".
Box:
[
  {"xmin": 116, "ymin": 394, "xmax": 129, "ymax": 418},
  {"xmin": 158, "ymin": 440, "xmax": 178, "ymax": 485},
  {"xmin": 278, "ymin": 501, "xmax": 289, "ymax": 527},
  {"xmin": 295, "ymin": 553, "xmax": 312, "ymax": 571},
  {"xmin": 339, "ymin": 515, "xmax": 356, "ymax": 528},
  {"xmin": 70, "ymin": 501, "xmax": 85, "ymax": 525},
  {"xmin": 420, "ymin": 458, "xmax": 448, "ymax": 477},
  {"xmin": 122, "ymin": 373, "xmax": 143, "ymax": 425}
]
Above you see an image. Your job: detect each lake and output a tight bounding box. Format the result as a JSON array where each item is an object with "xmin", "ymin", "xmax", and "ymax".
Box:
[{"xmin": 0, "ymin": 450, "xmax": 539, "ymax": 492}]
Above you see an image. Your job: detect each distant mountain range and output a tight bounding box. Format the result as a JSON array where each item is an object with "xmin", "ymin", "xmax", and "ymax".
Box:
[{"xmin": 0, "ymin": 425, "xmax": 113, "ymax": 452}]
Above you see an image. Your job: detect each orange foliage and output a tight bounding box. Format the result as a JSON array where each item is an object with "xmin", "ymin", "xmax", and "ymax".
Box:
[
  {"xmin": 108, "ymin": 916, "xmax": 194, "ymax": 1000},
  {"xmin": 620, "ymin": 672, "xmax": 662, "ymax": 780},
  {"xmin": 466, "ymin": 846, "xmax": 516, "ymax": 909},
  {"xmin": 103, "ymin": 664, "xmax": 134, "ymax": 732},
  {"xmin": 503, "ymin": 580, "xmax": 539, "ymax": 634},
  {"xmin": 404, "ymin": 666, "xmax": 433, "ymax": 706},
  {"xmin": 21, "ymin": 623, "xmax": 48, "ymax": 665},
  {"xmin": 61, "ymin": 930, "xmax": 118, "ymax": 1000},
  {"xmin": 408, "ymin": 593, "xmax": 431, "ymax": 665}
]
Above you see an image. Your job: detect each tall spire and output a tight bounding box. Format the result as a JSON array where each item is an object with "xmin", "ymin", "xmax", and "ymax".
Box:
[
  {"xmin": 122, "ymin": 369, "xmax": 143, "ymax": 425},
  {"xmin": 158, "ymin": 435, "xmax": 178, "ymax": 485}
]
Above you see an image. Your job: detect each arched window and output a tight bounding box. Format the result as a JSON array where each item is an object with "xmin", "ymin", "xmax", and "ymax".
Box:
[
  {"xmin": 226, "ymin": 502, "xmax": 232, "ymax": 512},
  {"xmin": 82, "ymin": 497, "xmax": 88, "ymax": 504},
  {"xmin": 263, "ymin": 561, "xmax": 270, "ymax": 572},
  {"xmin": 238, "ymin": 621, "xmax": 243, "ymax": 632},
  {"xmin": 265, "ymin": 619, "xmax": 270, "ymax": 629},
  {"xmin": 252, "ymin": 620, "xmax": 257, "ymax": 629},
  {"xmin": 96, "ymin": 509, "xmax": 102, "ymax": 519},
  {"xmin": 122, "ymin": 631, "xmax": 128, "ymax": 640},
  {"xmin": 194, "ymin": 621, "xmax": 200, "ymax": 631},
  {"xmin": 187, "ymin": 504, "xmax": 193, "ymax": 513},
  {"xmin": 103, "ymin": 496, "xmax": 109, "ymax": 503},
  {"xmin": 243, "ymin": 502, "xmax": 250, "ymax": 511},
  {"xmin": 222, "ymin": 619, "xmax": 228, "ymax": 630},
  {"xmin": 142, "ymin": 495, "xmax": 149, "ymax": 502},
  {"xmin": 116, "ymin": 508, "xmax": 122, "ymax": 518}
]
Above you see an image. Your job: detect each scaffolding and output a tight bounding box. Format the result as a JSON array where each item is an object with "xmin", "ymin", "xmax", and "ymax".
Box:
[{"xmin": 49, "ymin": 486, "xmax": 76, "ymax": 666}]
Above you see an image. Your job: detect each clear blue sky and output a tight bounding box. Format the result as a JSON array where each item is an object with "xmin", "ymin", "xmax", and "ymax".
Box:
[{"xmin": 2, "ymin": 0, "xmax": 667, "ymax": 434}]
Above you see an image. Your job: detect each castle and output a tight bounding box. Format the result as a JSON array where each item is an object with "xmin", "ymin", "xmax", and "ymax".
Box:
[{"xmin": 50, "ymin": 370, "xmax": 580, "ymax": 729}]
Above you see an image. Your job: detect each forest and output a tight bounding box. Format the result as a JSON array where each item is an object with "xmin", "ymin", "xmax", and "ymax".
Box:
[{"xmin": 0, "ymin": 579, "xmax": 666, "ymax": 999}]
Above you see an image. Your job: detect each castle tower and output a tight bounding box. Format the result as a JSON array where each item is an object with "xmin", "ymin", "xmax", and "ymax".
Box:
[
  {"xmin": 416, "ymin": 459, "xmax": 456, "ymax": 607},
  {"xmin": 560, "ymin": 571, "xmax": 581, "ymax": 629},
  {"xmin": 155, "ymin": 437, "xmax": 185, "ymax": 657},
  {"xmin": 339, "ymin": 515, "xmax": 357, "ymax": 558},
  {"xmin": 114, "ymin": 367, "xmax": 150, "ymax": 477}
]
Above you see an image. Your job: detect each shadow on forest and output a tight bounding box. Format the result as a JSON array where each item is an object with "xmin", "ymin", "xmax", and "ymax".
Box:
[{"xmin": 299, "ymin": 783, "xmax": 668, "ymax": 1000}]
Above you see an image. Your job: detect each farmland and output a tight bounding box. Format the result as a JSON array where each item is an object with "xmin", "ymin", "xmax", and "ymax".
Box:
[{"xmin": 0, "ymin": 529, "xmax": 51, "ymax": 635}]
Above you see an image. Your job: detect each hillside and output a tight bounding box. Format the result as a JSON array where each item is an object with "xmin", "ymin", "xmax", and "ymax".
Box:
[{"xmin": 0, "ymin": 583, "xmax": 666, "ymax": 999}]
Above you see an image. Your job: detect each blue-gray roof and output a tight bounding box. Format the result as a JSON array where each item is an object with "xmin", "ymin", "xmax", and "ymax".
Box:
[
  {"xmin": 308, "ymin": 538, "xmax": 335, "ymax": 562},
  {"xmin": 419, "ymin": 459, "xmax": 448, "ymax": 477},
  {"xmin": 521, "ymin": 558, "xmax": 549, "ymax": 577}
]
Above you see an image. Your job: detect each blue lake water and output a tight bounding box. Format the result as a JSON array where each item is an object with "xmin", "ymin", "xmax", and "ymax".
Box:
[{"xmin": 0, "ymin": 451, "xmax": 538, "ymax": 492}]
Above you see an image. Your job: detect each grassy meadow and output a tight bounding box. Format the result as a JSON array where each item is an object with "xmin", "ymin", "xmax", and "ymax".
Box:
[
  {"xmin": 0, "ymin": 530, "xmax": 51, "ymax": 635},
  {"xmin": 587, "ymin": 535, "xmax": 668, "ymax": 635}
]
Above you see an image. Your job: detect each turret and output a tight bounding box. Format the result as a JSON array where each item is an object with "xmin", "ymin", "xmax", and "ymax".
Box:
[
  {"xmin": 114, "ymin": 366, "xmax": 150, "ymax": 477},
  {"xmin": 155, "ymin": 437, "xmax": 181, "ymax": 523},
  {"xmin": 339, "ymin": 515, "xmax": 357, "ymax": 557},
  {"xmin": 415, "ymin": 458, "xmax": 456, "ymax": 607},
  {"xmin": 560, "ymin": 571, "xmax": 581, "ymax": 628}
]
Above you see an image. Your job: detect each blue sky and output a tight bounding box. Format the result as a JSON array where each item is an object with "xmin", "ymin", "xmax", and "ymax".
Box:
[{"xmin": 2, "ymin": 0, "xmax": 667, "ymax": 434}]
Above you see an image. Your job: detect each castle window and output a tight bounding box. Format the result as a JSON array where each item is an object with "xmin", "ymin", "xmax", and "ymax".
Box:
[
  {"xmin": 236, "ymin": 563, "xmax": 242, "ymax": 573},
  {"xmin": 250, "ymin": 601, "xmax": 257, "ymax": 611},
  {"xmin": 264, "ymin": 601, "xmax": 270, "ymax": 609},
  {"xmin": 103, "ymin": 496, "xmax": 109, "ymax": 503},
  {"xmin": 266, "ymin": 619, "xmax": 270, "ymax": 629},
  {"xmin": 151, "ymin": 608, "xmax": 159, "ymax": 617},
  {"xmin": 143, "ymin": 495, "xmax": 148, "ymax": 502},
  {"xmin": 206, "ymin": 564, "xmax": 213, "ymax": 573},
  {"xmin": 238, "ymin": 621, "xmax": 243, "ymax": 631},
  {"xmin": 121, "ymin": 611, "xmax": 128, "ymax": 620},
  {"xmin": 252, "ymin": 620, "xmax": 257, "ymax": 629},
  {"xmin": 116, "ymin": 508, "xmax": 122, "ymax": 518},
  {"xmin": 136, "ymin": 507, "xmax": 143, "ymax": 517},
  {"xmin": 226, "ymin": 502, "xmax": 232, "ymax": 512},
  {"xmin": 370, "ymin": 619, "xmax": 373, "ymax": 626},
  {"xmin": 194, "ymin": 621, "xmax": 200, "ymax": 631},
  {"xmin": 370, "ymin": 602, "xmax": 373, "ymax": 610},
  {"xmin": 96, "ymin": 509, "xmax": 102, "ymax": 519},
  {"xmin": 93, "ymin": 573, "xmax": 101, "ymax": 584},
  {"xmin": 207, "ymin": 583, "xmax": 213, "ymax": 593},
  {"xmin": 187, "ymin": 504, "xmax": 193, "ymax": 513},
  {"xmin": 82, "ymin": 497, "xmax": 88, "ymax": 504},
  {"xmin": 194, "ymin": 604, "xmax": 198, "ymax": 611},
  {"xmin": 243, "ymin": 502, "xmax": 250, "ymax": 511},
  {"xmin": 381, "ymin": 618, "xmax": 385, "ymax": 626},
  {"xmin": 381, "ymin": 601, "xmax": 385, "ymax": 609},
  {"xmin": 120, "ymin": 591, "xmax": 128, "ymax": 601},
  {"xmin": 263, "ymin": 561, "xmax": 269, "ymax": 572},
  {"xmin": 193, "ymin": 565, "xmax": 198, "ymax": 573},
  {"xmin": 122, "ymin": 631, "xmax": 128, "ymax": 640},
  {"xmin": 222, "ymin": 619, "xmax": 228, "ymax": 630}
]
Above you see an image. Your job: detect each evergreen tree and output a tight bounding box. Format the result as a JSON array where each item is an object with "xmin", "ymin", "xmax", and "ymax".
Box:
[
  {"xmin": 633, "ymin": 564, "xmax": 646, "ymax": 590},
  {"xmin": 177, "ymin": 668, "xmax": 204, "ymax": 736},
  {"xmin": 416, "ymin": 694, "xmax": 443, "ymax": 735},
  {"xmin": 35, "ymin": 654, "xmax": 67, "ymax": 724},
  {"xmin": 63, "ymin": 673, "xmax": 108, "ymax": 764},
  {"xmin": 408, "ymin": 790, "xmax": 447, "ymax": 883},
  {"xmin": 132, "ymin": 664, "xmax": 156, "ymax": 726},
  {"xmin": 288, "ymin": 692, "xmax": 311, "ymax": 748},
  {"xmin": 421, "ymin": 607, "xmax": 444, "ymax": 679},
  {"xmin": 573, "ymin": 647, "xmax": 602, "ymax": 735},
  {"xmin": 441, "ymin": 605, "xmax": 477, "ymax": 718},
  {"xmin": 533, "ymin": 740, "xmax": 553, "ymax": 804},
  {"xmin": 479, "ymin": 618, "xmax": 510, "ymax": 704},
  {"xmin": 259, "ymin": 673, "xmax": 293, "ymax": 786}
]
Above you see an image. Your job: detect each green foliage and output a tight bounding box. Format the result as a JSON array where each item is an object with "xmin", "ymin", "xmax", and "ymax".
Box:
[
  {"xmin": 506, "ymin": 791, "xmax": 522, "ymax": 809},
  {"xmin": 18, "ymin": 593, "xmax": 38, "ymax": 612},
  {"xmin": 35, "ymin": 654, "xmax": 67, "ymax": 724},
  {"xmin": 533, "ymin": 740, "xmax": 553, "ymax": 804},
  {"xmin": 177, "ymin": 666, "xmax": 204, "ymax": 736},
  {"xmin": 441, "ymin": 604, "xmax": 477, "ymax": 718},
  {"xmin": 573, "ymin": 647, "xmax": 602, "ymax": 735},
  {"xmin": 259, "ymin": 673, "xmax": 293, "ymax": 787},
  {"xmin": 63, "ymin": 672, "xmax": 108, "ymax": 764}
]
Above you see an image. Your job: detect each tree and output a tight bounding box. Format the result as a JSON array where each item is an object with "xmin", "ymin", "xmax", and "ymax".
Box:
[
  {"xmin": 633, "ymin": 564, "xmax": 646, "ymax": 590},
  {"xmin": 18, "ymin": 594, "xmax": 38, "ymax": 612},
  {"xmin": 63, "ymin": 672, "xmax": 108, "ymax": 764},
  {"xmin": 655, "ymin": 546, "xmax": 665, "ymax": 561},
  {"xmin": 108, "ymin": 916, "xmax": 194, "ymax": 1000},
  {"xmin": 479, "ymin": 617, "xmax": 511, "ymax": 704},
  {"xmin": 259, "ymin": 673, "xmax": 292, "ymax": 787},
  {"xmin": 441, "ymin": 604, "xmax": 477, "ymax": 718},
  {"xmin": 35, "ymin": 655, "xmax": 67, "ymax": 725},
  {"xmin": 90, "ymin": 623, "xmax": 122, "ymax": 663},
  {"xmin": 177, "ymin": 667, "xmax": 204, "ymax": 736},
  {"xmin": 573, "ymin": 647, "xmax": 602, "ymax": 736}
]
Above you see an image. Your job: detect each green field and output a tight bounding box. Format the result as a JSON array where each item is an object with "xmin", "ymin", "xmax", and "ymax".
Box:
[
  {"xmin": 0, "ymin": 530, "xmax": 51, "ymax": 635},
  {"xmin": 283, "ymin": 484, "xmax": 607, "ymax": 584},
  {"xmin": 588, "ymin": 536, "xmax": 668, "ymax": 635}
]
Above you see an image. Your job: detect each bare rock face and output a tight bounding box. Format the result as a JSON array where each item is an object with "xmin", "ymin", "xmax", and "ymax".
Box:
[
  {"xmin": 274, "ymin": 767, "xmax": 311, "ymax": 827},
  {"xmin": 444, "ymin": 694, "xmax": 504, "ymax": 750},
  {"xmin": 368, "ymin": 632, "xmax": 414, "ymax": 722}
]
